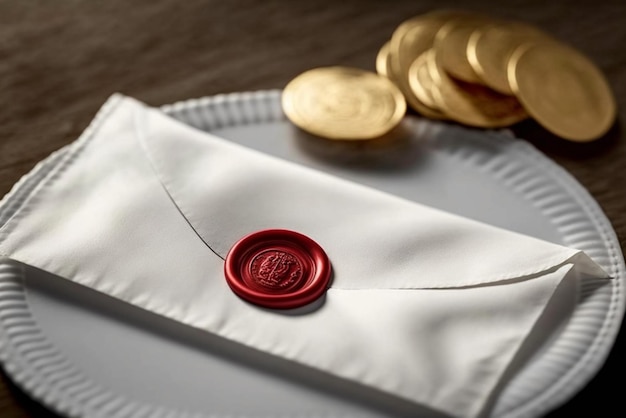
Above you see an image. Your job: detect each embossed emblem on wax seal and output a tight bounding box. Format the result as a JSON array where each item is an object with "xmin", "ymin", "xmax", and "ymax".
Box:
[
  {"xmin": 224, "ymin": 229, "xmax": 331, "ymax": 309},
  {"xmin": 250, "ymin": 250, "xmax": 303, "ymax": 290}
]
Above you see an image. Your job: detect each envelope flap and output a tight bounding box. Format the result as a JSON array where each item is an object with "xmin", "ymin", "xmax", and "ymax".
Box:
[{"xmin": 133, "ymin": 97, "xmax": 593, "ymax": 290}]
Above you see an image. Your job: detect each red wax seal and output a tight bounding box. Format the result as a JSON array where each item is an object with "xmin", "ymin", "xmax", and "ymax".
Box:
[{"xmin": 224, "ymin": 229, "xmax": 331, "ymax": 309}]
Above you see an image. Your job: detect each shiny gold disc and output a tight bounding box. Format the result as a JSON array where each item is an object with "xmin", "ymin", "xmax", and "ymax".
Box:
[
  {"xmin": 373, "ymin": 40, "xmax": 445, "ymax": 126},
  {"xmin": 396, "ymin": 26, "xmax": 449, "ymax": 120},
  {"xmin": 376, "ymin": 41, "xmax": 391, "ymax": 78},
  {"xmin": 282, "ymin": 67, "xmax": 407, "ymax": 140},
  {"xmin": 388, "ymin": 10, "xmax": 463, "ymax": 119},
  {"xmin": 467, "ymin": 22, "xmax": 548, "ymax": 94},
  {"xmin": 408, "ymin": 49, "xmax": 441, "ymax": 109},
  {"xmin": 401, "ymin": 82, "xmax": 448, "ymax": 121},
  {"xmin": 428, "ymin": 50, "xmax": 528, "ymax": 127},
  {"xmin": 434, "ymin": 15, "xmax": 489, "ymax": 84},
  {"xmin": 508, "ymin": 42, "xmax": 616, "ymax": 141},
  {"xmin": 389, "ymin": 10, "xmax": 464, "ymax": 80}
]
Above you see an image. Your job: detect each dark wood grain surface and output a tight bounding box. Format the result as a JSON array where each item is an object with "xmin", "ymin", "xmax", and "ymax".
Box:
[{"xmin": 0, "ymin": 1, "xmax": 624, "ymax": 417}]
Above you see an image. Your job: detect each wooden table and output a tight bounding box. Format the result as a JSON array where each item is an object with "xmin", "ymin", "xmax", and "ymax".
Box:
[{"xmin": 0, "ymin": 1, "xmax": 624, "ymax": 417}]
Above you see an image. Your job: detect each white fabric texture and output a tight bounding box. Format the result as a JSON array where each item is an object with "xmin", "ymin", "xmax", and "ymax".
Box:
[{"xmin": 0, "ymin": 95, "xmax": 608, "ymax": 418}]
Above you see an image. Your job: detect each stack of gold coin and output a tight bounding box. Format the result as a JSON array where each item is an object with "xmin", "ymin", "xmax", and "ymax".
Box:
[
  {"xmin": 282, "ymin": 67, "xmax": 406, "ymax": 140},
  {"xmin": 378, "ymin": 10, "xmax": 616, "ymax": 141}
]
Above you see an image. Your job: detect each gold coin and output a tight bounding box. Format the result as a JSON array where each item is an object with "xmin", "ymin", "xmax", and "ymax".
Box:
[
  {"xmin": 387, "ymin": 37, "xmax": 446, "ymax": 120},
  {"xmin": 508, "ymin": 42, "xmax": 616, "ymax": 141},
  {"xmin": 376, "ymin": 41, "xmax": 391, "ymax": 78},
  {"xmin": 408, "ymin": 50, "xmax": 441, "ymax": 109},
  {"xmin": 467, "ymin": 22, "xmax": 548, "ymax": 94},
  {"xmin": 389, "ymin": 10, "xmax": 461, "ymax": 79},
  {"xmin": 390, "ymin": 10, "xmax": 464, "ymax": 86},
  {"xmin": 388, "ymin": 20, "xmax": 445, "ymax": 119},
  {"xmin": 435, "ymin": 15, "xmax": 490, "ymax": 84},
  {"xmin": 403, "ymin": 84, "xmax": 449, "ymax": 120},
  {"xmin": 282, "ymin": 67, "xmax": 407, "ymax": 140},
  {"xmin": 388, "ymin": 10, "xmax": 462, "ymax": 118},
  {"xmin": 428, "ymin": 50, "xmax": 528, "ymax": 127}
]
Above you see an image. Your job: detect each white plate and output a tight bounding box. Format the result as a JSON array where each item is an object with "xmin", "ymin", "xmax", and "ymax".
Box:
[{"xmin": 0, "ymin": 90, "xmax": 623, "ymax": 418}]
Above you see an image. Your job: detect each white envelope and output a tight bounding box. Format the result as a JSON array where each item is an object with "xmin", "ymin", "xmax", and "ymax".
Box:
[{"xmin": 0, "ymin": 94, "xmax": 608, "ymax": 418}]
